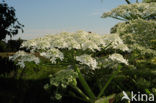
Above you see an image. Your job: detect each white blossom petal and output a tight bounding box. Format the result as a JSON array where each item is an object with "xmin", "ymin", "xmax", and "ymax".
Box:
[
  {"xmin": 76, "ymin": 54, "xmax": 98, "ymax": 70},
  {"xmin": 109, "ymin": 53, "xmax": 128, "ymax": 65}
]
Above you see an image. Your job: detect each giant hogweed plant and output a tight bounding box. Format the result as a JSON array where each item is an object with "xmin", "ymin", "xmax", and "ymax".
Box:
[
  {"xmin": 111, "ymin": 19, "xmax": 156, "ymax": 48},
  {"xmin": 101, "ymin": 2, "xmax": 156, "ymax": 21},
  {"xmin": 101, "ymin": 2, "xmax": 156, "ymax": 51},
  {"xmin": 102, "ymin": 2, "xmax": 156, "ymax": 64},
  {"xmin": 9, "ymin": 31, "xmax": 129, "ymax": 103},
  {"xmin": 101, "ymin": 2, "xmax": 156, "ymax": 101}
]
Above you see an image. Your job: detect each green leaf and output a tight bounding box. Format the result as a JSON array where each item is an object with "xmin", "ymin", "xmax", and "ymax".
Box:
[
  {"xmin": 145, "ymin": 89, "xmax": 151, "ymax": 94},
  {"xmin": 95, "ymin": 94, "xmax": 115, "ymax": 103}
]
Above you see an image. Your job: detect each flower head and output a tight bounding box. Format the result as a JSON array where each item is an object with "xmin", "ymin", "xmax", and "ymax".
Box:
[
  {"xmin": 102, "ymin": 3, "xmax": 156, "ymax": 20},
  {"xmin": 9, "ymin": 51, "xmax": 40, "ymax": 68},
  {"xmin": 109, "ymin": 53, "xmax": 128, "ymax": 65},
  {"xmin": 40, "ymin": 48, "xmax": 64, "ymax": 64},
  {"xmin": 76, "ymin": 54, "xmax": 98, "ymax": 70}
]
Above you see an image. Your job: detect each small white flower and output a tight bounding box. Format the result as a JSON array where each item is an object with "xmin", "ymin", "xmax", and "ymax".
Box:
[
  {"xmin": 40, "ymin": 48, "xmax": 64, "ymax": 64},
  {"xmin": 103, "ymin": 34, "xmax": 129, "ymax": 51},
  {"xmin": 9, "ymin": 51, "xmax": 40, "ymax": 68},
  {"xmin": 102, "ymin": 3, "xmax": 156, "ymax": 20},
  {"xmin": 14, "ymin": 31, "xmax": 129, "ymax": 69},
  {"xmin": 109, "ymin": 53, "xmax": 128, "ymax": 65},
  {"xmin": 17, "ymin": 61, "xmax": 25, "ymax": 68},
  {"xmin": 81, "ymin": 40, "xmax": 100, "ymax": 51},
  {"xmin": 114, "ymin": 44, "xmax": 129, "ymax": 51},
  {"xmin": 76, "ymin": 54, "xmax": 98, "ymax": 70},
  {"xmin": 20, "ymin": 31, "xmax": 129, "ymax": 52}
]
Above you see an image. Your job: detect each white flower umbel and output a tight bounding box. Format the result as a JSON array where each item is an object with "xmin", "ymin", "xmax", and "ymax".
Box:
[
  {"xmin": 130, "ymin": 44, "xmax": 156, "ymax": 55},
  {"xmin": 9, "ymin": 51, "xmax": 40, "ymax": 68},
  {"xmin": 101, "ymin": 3, "xmax": 156, "ymax": 20},
  {"xmin": 40, "ymin": 48, "xmax": 64, "ymax": 64},
  {"xmin": 76, "ymin": 54, "xmax": 98, "ymax": 70},
  {"xmin": 115, "ymin": 19, "xmax": 156, "ymax": 49},
  {"xmin": 81, "ymin": 40, "xmax": 100, "ymax": 51},
  {"xmin": 103, "ymin": 34, "xmax": 129, "ymax": 51},
  {"xmin": 114, "ymin": 44, "xmax": 129, "ymax": 52},
  {"xmin": 21, "ymin": 37, "xmax": 51, "ymax": 52},
  {"xmin": 20, "ymin": 31, "xmax": 109, "ymax": 52},
  {"xmin": 15, "ymin": 31, "xmax": 129, "ymax": 68},
  {"xmin": 109, "ymin": 53, "xmax": 128, "ymax": 65}
]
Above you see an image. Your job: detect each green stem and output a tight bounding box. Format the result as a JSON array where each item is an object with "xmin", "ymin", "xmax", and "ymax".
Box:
[
  {"xmin": 97, "ymin": 65, "xmax": 122, "ymax": 98},
  {"xmin": 69, "ymin": 91, "xmax": 90, "ymax": 102},
  {"xmin": 74, "ymin": 65, "xmax": 96, "ymax": 99},
  {"xmin": 110, "ymin": 16, "xmax": 127, "ymax": 21},
  {"xmin": 71, "ymin": 86, "xmax": 90, "ymax": 102}
]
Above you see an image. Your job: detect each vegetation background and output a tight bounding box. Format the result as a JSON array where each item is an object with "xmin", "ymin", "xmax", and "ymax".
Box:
[{"xmin": 0, "ymin": 0, "xmax": 156, "ymax": 103}]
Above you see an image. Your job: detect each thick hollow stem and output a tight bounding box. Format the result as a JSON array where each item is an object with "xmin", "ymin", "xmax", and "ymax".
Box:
[
  {"xmin": 97, "ymin": 65, "xmax": 122, "ymax": 98},
  {"xmin": 71, "ymin": 86, "xmax": 90, "ymax": 102},
  {"xmin": 74, "ymin": 65, "xmax": 96, "ymax": 99},
  {"xmin": 72, "ymin": 49, "xmax": 95, "ymax": 101}
]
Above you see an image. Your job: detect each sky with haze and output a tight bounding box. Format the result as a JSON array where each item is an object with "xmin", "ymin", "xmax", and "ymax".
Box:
[{"xmin": 5, "ymin": 0, "xmax": 140, "ymax": 40}]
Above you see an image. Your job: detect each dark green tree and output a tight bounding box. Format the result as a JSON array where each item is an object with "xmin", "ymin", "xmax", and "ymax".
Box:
[{"xmin": 0, "ymin": 1, "xmax": 24, "ymax": 41}]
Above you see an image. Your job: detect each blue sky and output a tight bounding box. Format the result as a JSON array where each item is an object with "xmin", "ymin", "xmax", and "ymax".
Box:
[{"xmin": 5, "ymin": 0, "xmax": 132, "ymax": 40}]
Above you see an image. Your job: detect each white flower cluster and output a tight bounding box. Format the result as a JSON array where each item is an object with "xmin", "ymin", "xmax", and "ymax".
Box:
[
  {"xmin": 44, "ymin": 69, "xmax": 78, "ymax": 100},
  {"xmin": 130, "ymin": 44, "xmax": 156, "ymax": 55},
  {"xmin": 21, "ymin": 31, "xmax": 129, "ymax": 53},
  {"xmin": 21, "ymin": 37, "xmax": 51, "ymax": 52},
  {"xmin": 115, "ymin": 19, "xmax": 156, "ymax": 48},
  {"xmin": 40, "ymin": 48, "xmax": 64, "ymax": 64},
  {"xmin": 20, "ymin": 31, "xmax": 129, "ymax": 66},
  {"xmin": 103, "ymin": 33, "xmax": 129, "ymax": 51},
  {"xmin": 50, "ymin": 69, "xmax": 77, "ymax": 87},
  {"xmin": 9, "ymin": 51, "xmax": 40, "ymax": 68},
  {"xmin": 21, "ymin": 31, "xmax": 106, "ymax": 52},
  {"xmin": 108, "ymin": 53, "xmax": 128, "ymax": 65},
  {"xmin": 101, "ymin": 3, "xmax": 156, "ymax": 20},
  {"xmin": 76, "ymin": 54, "xmax": 98, "ymax": 70},
  {"xmin": 12, "ymin": 31, "xmax": 129, "ymax": 69}
]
